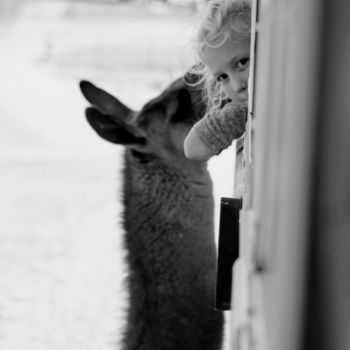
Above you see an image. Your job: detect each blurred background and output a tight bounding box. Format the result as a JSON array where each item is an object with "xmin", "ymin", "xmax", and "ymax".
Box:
[{"xmin": 0, "ymin": 0, "xmax": 235, "ymax": 349}]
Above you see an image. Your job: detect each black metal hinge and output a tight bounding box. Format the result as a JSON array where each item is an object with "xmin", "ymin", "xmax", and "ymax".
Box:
[{"xmin": 215, "ymin": 197, "xmax": 242, "ymax": 311}]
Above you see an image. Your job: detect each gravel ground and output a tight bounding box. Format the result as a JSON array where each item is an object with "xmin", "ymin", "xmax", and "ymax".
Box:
[{"xmin": 0, "ymin": 157, "xmax": 126, "ymax": 350}]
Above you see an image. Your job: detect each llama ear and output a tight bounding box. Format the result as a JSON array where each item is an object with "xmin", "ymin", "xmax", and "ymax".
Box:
[
  {"xmin": 163, "ymin": 85, "xmax": 203, "ymax": 125},
  {"xmin": 85, "ymin": 107, "xmax": 146, "ymax": 146},
  {"xmin": 150, "ymin": 77, "xmax": 204, "ymax": 125},
  {"xmin": 80, "ymin": 80, "xmax": 146, "ymax": 146},
  {"xmin": 80, "ymin": 80, "xmax": 133, "ymax": 119},
  {"xmin": 167, "ymin": 87, "xmax": 192, "ymax": 124}
]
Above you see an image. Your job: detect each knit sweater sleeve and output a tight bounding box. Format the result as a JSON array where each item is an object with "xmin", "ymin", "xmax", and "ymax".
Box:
[{"xmin": 192, "ymin": 102, "xmax": 247, "ymax": 155}]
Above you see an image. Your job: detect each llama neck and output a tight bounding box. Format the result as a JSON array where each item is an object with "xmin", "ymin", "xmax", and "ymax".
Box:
[{"xmin": 122, "ymin": 150, "xmax": 214, "ymax": 231}]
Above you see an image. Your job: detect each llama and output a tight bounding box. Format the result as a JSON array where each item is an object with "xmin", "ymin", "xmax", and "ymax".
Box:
[{"xmin": 80, "ymin": 75, "xmax": 224, "ymax": 350}]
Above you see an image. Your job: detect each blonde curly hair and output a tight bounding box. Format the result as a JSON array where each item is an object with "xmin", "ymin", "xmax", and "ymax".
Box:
[{"xmin": 186, "ymin": 0, "xmax": 251, "ymax": 111}]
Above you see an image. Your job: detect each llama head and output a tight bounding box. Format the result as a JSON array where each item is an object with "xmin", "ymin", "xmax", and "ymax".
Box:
[{"xmin": 80, "ymin": 74, "xmax": 206, "ymax": 169}]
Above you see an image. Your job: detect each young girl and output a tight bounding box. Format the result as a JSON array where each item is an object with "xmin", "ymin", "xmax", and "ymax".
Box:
[{"xmin": 184, "ymin": 0, "xmax": 251, "ymax": 160}]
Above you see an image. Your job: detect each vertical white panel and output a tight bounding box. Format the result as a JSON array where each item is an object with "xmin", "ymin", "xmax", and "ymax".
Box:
[{"xmin": 231, "ymin": 0, "xmax": 324, "ymax": 349}]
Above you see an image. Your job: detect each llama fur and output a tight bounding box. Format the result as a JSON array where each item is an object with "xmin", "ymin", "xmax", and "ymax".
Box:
[{"xmin": 80, "ymin": 76, "xmax": 224, "ymax": 350}]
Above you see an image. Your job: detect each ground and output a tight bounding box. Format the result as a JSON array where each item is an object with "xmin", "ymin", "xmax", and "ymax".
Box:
[{"xmin": 0, "ymin": 1, "xmax": 235, "ymax": 349}]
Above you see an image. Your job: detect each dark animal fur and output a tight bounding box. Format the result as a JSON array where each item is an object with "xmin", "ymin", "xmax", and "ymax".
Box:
[{"xmin": 80, "ymin": 75, "xmax": 224, "ymax": 350}]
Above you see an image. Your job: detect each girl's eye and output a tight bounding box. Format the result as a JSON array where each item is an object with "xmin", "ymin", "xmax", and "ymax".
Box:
[
  {"xmin": 216, "ymin": 73, "xmax": 228, "ymax": 82},
  {"xmin": 237, "ymin": 58, "xmax": 250, "ymax": 70}
]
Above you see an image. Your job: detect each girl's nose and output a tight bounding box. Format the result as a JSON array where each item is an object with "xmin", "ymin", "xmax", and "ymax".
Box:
[
  {"xmin": 237, "ymin": 83, "xmax": 248, "ymax": 94},
  {"xmin": 230, "ymin": 73, "xmax": 248, "ymax": 100},
  {"xmin": 231, "ymin": 77, "xmax": 247, "ymax": 94},
  {"xmin": 231, "ymin": 82, "xmax": 248, "ymax": 102}
]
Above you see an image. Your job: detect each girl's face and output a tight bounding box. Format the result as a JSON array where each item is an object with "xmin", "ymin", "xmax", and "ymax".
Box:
[{"xmin": 202, "ymin": 37, "xmax": 250, "ymax": 103}]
